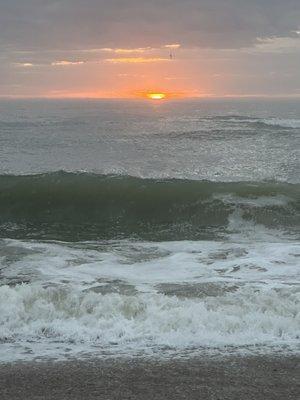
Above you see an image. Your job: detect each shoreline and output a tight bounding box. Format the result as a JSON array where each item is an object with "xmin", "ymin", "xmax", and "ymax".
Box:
[{"xmin": 0, "ymin": 354, "xmax": 299, "ymax": 400}]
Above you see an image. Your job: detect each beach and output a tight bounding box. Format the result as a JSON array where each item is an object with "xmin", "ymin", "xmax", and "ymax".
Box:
[{"xmin": 1, "ymin": 355, "xmax": 299, "ymax": 399}]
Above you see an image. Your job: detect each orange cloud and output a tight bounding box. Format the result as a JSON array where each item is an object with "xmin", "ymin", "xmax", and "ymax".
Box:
[
  {"xmin": 101, "ymin": 47, "xmax": 153, "ymax": 54},
  {"xmin": 14, "ymin": 63, "xmax": 35, "ymax": 68},
  {"xmin": 105, "ymin": 57, "xmax": 170, "ymax": 64},
  {"xmin": 51, "ymin": 60, "xmax": 84, "ymax": 66},
  {"xmin": 164, "ymin": 44, "xmax": 181, "ymax": 49}
]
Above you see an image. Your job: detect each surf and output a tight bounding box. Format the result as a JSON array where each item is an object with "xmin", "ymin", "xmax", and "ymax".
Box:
[{"xmin": 0, "ymin": 172, "xmax": 299, "ymax": 241}]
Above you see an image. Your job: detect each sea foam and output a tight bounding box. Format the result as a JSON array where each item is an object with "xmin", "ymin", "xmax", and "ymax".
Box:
[{"xmin": 0, "ymin": 283, "xmax": 299, "ymax": 362}]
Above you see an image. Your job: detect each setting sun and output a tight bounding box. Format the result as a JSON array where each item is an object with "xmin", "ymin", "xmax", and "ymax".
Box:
[{"xmin": 147, "ymin": 93, "xmax": 166, "ymax": 100}]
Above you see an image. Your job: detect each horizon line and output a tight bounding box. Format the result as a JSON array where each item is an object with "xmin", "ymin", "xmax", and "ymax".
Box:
[{"xmin": 1, "ymin": 94, "xmax": 300, "ymax": 100}]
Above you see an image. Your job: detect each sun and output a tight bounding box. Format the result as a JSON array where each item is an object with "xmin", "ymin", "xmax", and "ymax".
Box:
[{"xmin": 147, "ymin": 93, "xmax": 166, "ymax": 100}]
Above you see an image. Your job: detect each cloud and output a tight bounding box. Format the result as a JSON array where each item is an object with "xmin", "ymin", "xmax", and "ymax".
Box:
[
  {"xmin": 51, "ymin": 60, "xmax": 85, "ymax": 66},
  {"xmin": 105, "ymin": 57, "xmax": 170, "ymax": 63},
  {"xmin": 164, "ymin": 44, "xmax": 181, "ymax": 49},
  {"xmin": 117, "ymin": 73, "xmax": 146, "ymax": 77},
  {"xmin": 1, "ymin": 1, "xmax": 300, "ymax": 52},
  {"xmin": 14, "ymin": 62, "xmax": 35, "ymax": 68},
  {"xmin": 101, "ymin": 47, "xmax": 153, "ymax": 54},
  {"xmin": 0, "ymin": 0, "xmax": 299, "ymax": 98},
  {"xmin": 164, "ymin": 76, "xmax": 188, "ymax": 81},
  {"xmin": 252, "ymin": 36, "xmax": 300, "ymax": 53}
]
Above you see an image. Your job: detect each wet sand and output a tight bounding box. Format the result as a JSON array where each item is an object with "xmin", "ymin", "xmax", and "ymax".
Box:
[{"xmin": 0, "ymin": 355, "xmax": 299, "ymax": 400}]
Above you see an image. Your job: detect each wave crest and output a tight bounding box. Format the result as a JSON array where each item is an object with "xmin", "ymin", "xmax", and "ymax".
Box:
[{"xmin": 0, "ymin": 172, "xmax": 298, "ymax": 241}]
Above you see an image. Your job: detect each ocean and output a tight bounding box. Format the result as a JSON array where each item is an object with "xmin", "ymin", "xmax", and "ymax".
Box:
[{"xmin": 0, "ymin": 98, "xmax": 299, "ymax": 362}]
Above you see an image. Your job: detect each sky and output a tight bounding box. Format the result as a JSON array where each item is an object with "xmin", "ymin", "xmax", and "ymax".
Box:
[{"xmin": 0, "ymin": 0, "xmax": 300, "ymax": 98}]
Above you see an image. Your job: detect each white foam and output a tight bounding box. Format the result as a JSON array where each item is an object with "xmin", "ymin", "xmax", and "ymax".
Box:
[
  {"xmin": 2, "ymin": 237, "xmax": 299, "ymax": 290},
  {"xmin": 262, "ymin": 118, "xmax": 300, "ymax": 128},
  {"xmin": 1, "ymin": 230, "xmax": 299, "ymax": 362},
  {"xmin": 0, "ymin": 283, "xmax": 299, "ymax": 362}
]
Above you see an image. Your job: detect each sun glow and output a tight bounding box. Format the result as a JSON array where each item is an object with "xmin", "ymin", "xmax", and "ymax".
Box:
[{"xmin": 147, "ymin": 93, "xmax": 166, "ymax": 100}]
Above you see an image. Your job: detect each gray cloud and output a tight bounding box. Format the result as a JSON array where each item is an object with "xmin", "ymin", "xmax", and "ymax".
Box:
[
  {"xmin": 0, "ymin": 0, "xmax": 300, "ymax": 52},
  {"xmin": 0, "ymin": 0, "xmax": 299, "ymax": 97}
]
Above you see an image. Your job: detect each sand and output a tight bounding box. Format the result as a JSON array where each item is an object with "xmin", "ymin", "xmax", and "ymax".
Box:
[{"xmin": 0, "ymin": 355, "xmax": 299, "ymax": 399}]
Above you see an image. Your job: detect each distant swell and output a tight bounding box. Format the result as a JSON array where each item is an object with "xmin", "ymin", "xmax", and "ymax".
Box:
[
  {"xmin": 260, "ymin": 118, "xmax": 300, "ymax": 129},
  {"xmin": 205, "ymin": 116, "xmax": 300, "ymax": 129},
  {"xmin": 0, "ymin": 172, "xmax": 299, "ymax": 241}
]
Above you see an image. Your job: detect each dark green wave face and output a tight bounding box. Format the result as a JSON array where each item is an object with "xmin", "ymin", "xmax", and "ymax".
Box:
[{"xmin": 0, "ymin": 172, "xmax": 299, "ymax": 241}]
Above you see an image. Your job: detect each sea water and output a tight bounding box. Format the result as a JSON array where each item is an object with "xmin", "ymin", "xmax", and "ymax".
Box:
[{"xmin": 0, "ymin": 98, "xmax": 299, "ymax": 362}]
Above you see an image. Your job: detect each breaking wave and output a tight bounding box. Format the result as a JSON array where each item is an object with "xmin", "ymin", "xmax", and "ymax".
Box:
[
  {"xmin": 0, "ymin": 172, "xmax": 298, "ymax": 241},
  {"xmin": 0, "ymin": 283, "xmax": 299, "ymax": 359}
]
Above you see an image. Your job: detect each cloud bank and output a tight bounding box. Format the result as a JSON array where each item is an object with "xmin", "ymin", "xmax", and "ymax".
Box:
[
  {"xmin": 1, "ymin": 0, "xmax": 299, "ymax": 51},
  {"xmin": 0, "ymin": 0, "xmax": 299, "ymax": 97}
]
